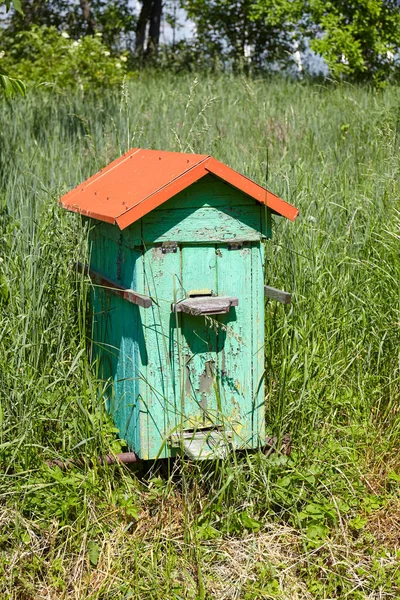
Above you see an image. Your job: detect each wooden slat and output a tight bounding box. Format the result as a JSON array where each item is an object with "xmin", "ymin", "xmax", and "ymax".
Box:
[
  {"xmin": 172, "ymin": 296, "xmax": 238, "ymax": 316},
  {"xmin": 264, "ymin": 285, "xmax": 291, "ymax": 304},
  {"xmin": 77, "ymin": 262, "xmax": 152, "ymax": 308},
  {"xmin": 142, "ymin": 205, "xmax": 263, "ymax": 244}
]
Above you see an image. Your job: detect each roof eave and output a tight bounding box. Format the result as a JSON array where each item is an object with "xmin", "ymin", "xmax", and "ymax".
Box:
[{"xmin": 205, "ymin": 158, "xmax": 299, "ymax": 221}]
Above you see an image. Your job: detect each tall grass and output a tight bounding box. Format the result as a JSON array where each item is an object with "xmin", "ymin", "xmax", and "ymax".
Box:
[{"xmin": 1, "ymin": 74, "xmax": 400, "ymax": 598}]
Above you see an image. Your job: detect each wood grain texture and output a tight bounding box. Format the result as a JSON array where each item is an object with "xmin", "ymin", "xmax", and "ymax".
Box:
[
  {"xmin": 140, "ymin": 241, "xmax": 183, "ymax": 458},
  {"xmin": 180, "ymin": 245, "xmax": 219, "ymax": 431},
  {"xmin": 264, "ymin": 285, "xmax": 292, "ymax": 304},
  {"xmin": 158, "ymin": 175, "xmax": 257, "ymax": 209},
  {"xmin": 78, "ymin": 262, "xmax": 152, "ymax": 308},
  {"xmin": 172, "ymin": 296, "xmax": 238, "ymax": 315},
  {"xmin": 216, "ymin": 243, "xmax": 265, "ymax": 448},
  {"xmin": 87, "ymin": 178, "xmax": 269, "ymax": 459},
  {"xmin": 142, "ymin": 205, "xmax": 263, "ymax": 244},
  {"xmin": 251, "ymin": 243, "xmax": 266, "ymax": 445},
  {"xmin": 87, "ymin": 175, "xmax": 267, "ymax": 248},
  {"xmin": 88, "ymin": 230, "xmax": 144, "ymax": 454}
]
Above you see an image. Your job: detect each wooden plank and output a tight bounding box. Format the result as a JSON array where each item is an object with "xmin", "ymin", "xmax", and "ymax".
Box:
[
  {"xmin": 89, "ymin": 219, "xmax": 142, "ymax": 248},
  {"xmin": 215, "ymin": 243, "xmax": 250, "ymax": 446},
  {"xmin": 110, "ymin": 248, "xmax": 144, "ymax": 455},
  {"xmin": 172, "ymin": 296, "xmax": 238, "ymax": 316},
  {"xmin": 251, "ymin": 243, "xmax": 266, "ymax": 445},
  {"xmin": 88, "ymin": 204, "xmax": 264, "ymax": 248},
  {"xmin": 78, "ymin": 262, "xmax": 152, "ymax": 308},
  {"xmin": 264, "ymin": 285, "xmax": 291, "ymax": 304},
  {"xmin": 260, "ymin": 205, "xmax": 272, "ymax": 239},
  {"xmin": 87, "ymin": 234, "xmax": 143, "ymax": 455},
  {"xmin": 181, "ymin": 245, "xmax": 219, "ymax": 429},
  {"xmin": 142, "ymin": 205, "xmax": 263, "ymax": 244},
  {"xmin": 143, "ymin": 205, "xmax": 262, "ymax": 244},
  {"xmin": 140, "ymin": 242, "xmax": 183, "ymax": 459}
]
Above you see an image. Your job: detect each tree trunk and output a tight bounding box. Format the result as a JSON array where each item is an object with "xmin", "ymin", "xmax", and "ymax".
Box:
[
  {"xmin": 146, "ymin": 0, "xmax": 162, "ymax": 57},
  {"xmin": 79, "ymin": 0, "xmax": 95, "ymax": 34},
  {"xmin": 135, "ymin": 0, "xmax": 153, "ymax": 55}
]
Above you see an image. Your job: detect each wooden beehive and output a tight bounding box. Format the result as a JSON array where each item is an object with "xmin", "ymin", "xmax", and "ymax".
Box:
[{"xmin": 60, "ymin": 149, "xmax": 298, "ymax": 460}]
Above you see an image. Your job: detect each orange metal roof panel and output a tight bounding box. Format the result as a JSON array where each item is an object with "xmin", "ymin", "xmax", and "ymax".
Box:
[
  {"xmin": 205, "ymin": 158, "xmax": 299, "ymax": 222},
  {"xmin": 60, "ymin": 148, "xmax": 299, "ymax": 228},
  {"xmin": 116, "ymin": 161, "xmax": 210, "ymax": 229},
  {"xmin": 60, "ymin": 148, "xmax": 208, "ymax": 223}
]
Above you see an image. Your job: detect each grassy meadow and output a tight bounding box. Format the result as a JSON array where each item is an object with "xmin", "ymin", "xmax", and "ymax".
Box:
[{"xmin": 1, "ymin": 73, "xmax": 400, "ymax": 598}]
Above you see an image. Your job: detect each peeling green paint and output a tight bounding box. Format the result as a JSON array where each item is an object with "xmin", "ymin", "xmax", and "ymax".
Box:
[{"xmin": 88, "ymin": 177, "xmax": 268, "ymax": 458}]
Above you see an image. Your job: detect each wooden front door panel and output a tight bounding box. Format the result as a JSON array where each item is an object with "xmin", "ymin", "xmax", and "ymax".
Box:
[{"xmin": 143, "ymin": 242, "xmax": 265, "ymax": 456}]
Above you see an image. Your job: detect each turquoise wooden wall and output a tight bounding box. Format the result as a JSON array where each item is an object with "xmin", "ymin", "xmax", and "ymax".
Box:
[{"xmin": 88, "ymin": 175, "xmax": 270, "ymax": 459}]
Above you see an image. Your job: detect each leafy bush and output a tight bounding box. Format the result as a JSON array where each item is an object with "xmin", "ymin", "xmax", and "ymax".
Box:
[{"xmin": 0, "ymin": 25, "xmax": 130, "ymax": 90}]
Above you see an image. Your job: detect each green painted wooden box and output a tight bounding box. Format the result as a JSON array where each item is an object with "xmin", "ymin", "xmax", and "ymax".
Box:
[{"xmin": 60, "ymin": 149, "xmax": 298, "ymax": 460}]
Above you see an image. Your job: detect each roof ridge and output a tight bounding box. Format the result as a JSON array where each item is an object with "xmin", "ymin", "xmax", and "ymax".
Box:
[{"xmin": 115, "ymin": 155, "xmax": 211, "ymax": 220}]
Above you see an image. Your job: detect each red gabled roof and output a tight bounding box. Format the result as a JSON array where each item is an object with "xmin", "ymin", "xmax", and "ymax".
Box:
[{"xmin": 60, "ymin": 148, "xmax": 299, "ymax": 229}]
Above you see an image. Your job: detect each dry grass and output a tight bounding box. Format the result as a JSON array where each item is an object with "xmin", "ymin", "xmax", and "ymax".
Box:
[
  {"xmin": 2, "ymin": 499, "xmax": 400, "ymax": 599},
  {"xmin": 366, "ymin": 498, "xmax": 400, "ymax": 551}
]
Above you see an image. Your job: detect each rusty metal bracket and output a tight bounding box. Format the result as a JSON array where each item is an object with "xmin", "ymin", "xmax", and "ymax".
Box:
[
  {"xmin": 77, "ymin": 262, "xmax": 152, "ymax": 308},
  {"xmin": 227, "ymin": 242, "xmax": 243, "ymax": 250},
  {"xmin": 161, "ymin": 241, "xmax": 178, "ymax": 254}
]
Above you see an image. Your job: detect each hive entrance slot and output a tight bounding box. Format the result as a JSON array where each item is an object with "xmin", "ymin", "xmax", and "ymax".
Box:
[
  {"xmin": 188, "ymin": 293, "xmax": 213, "ymax": 298},
  {"xmin": 181, "ymin": 425, "xmax": 223, "ymax": 434},
  {"xmin": 169, "ymin": 427, "xmax": 233, "ymax": 460}
]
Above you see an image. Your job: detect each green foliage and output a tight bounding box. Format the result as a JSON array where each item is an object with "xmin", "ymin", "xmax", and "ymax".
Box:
[
  {"xmin": 2, "ymin": 0, "xmax": 22, "ymax": 13},
  {"xmin": 0, "ymin": 25, "xmax": 129, "ymax": 90},
  {"xmin": 1, "ymin": 75, "xmax": 400, "ymax": 597},
  {"xmin": 94, "ymin": 0, "xmax": 136, "ymax": 52},
  {"xmin": 2, "ymin": 0, "xmax": 400, "ymax": 81},
  {"xmin": 0, "ymin": 69, "xmax": 25, "ymax": 97},
  {"xmin": 0, "ymin": 0, "xmax": 26, "ymax": 99},
  {"xmin": 183, "ymin": 0, "xmax": 302, "ymax": 70},
  {"xmin": 189, "ymin": 0, "xmax": 400, "ymax": 80},
  {"xmin": 306, "ymin": 0, "xmax": 400, "ymax": 83},
  {"xmin": 5, "ymin": 0, "xmax": 137, "ymax": 52}
]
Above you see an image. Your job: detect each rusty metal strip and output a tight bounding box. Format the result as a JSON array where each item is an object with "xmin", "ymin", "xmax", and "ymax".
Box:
[
  {"xmin": 77, "ymin": 262, "xmax": 152, "ymax": 308},
  {"xmin": 46, "ymin": 452, "xmax": 141, "ymax": 470}
]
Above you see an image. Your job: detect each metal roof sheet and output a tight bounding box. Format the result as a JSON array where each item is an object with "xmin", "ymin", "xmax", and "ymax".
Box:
[{"xmin": 60, "ymin": 148, "xmax": 299, "ymax": 229}]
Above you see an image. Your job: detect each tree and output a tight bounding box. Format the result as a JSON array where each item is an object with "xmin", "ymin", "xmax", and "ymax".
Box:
[
  {"xmin": 2, "ymin": 0, "xmax": 22, "ymax": 12},
  {"xmin": 135, "ymin": 0, "xmax": 163, "ymax": 58},
  {"xmin": 3, "ymin": 0, "xmax": 137, "ymax": 53},
  {"xmin": 305, "ymin": 0, "xmax": 400, "ymax": 82},
  {"xmin": 79, "ymin": 0, "xmax": 95, "ymax": 34},
  {"xmin": 0, "ymin": 0, "xmax": 25, "ymax": 97},
  {"xmin": 183, "ymin": 0, "xmax": 303, "ymax": 70},
  {"xmin": 252, "ymin": 0, "xmax": 400, "ymax": 81}
]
